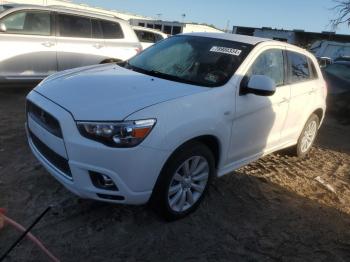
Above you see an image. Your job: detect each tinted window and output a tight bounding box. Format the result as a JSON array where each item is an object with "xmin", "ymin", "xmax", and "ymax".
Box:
[
  {"xmin": 128, "ymin": 35, "xmax": 253, "ymax": 87},
  {"xmin": 247, "ymin": 49, "xmax": 284, "ymax": 86},
  {"xmin": 0, "ymin": 11, "xmax": 51, "ymax": 35},
  {"xmin": 101, "ymin": 21, "xmax": 123, "ymax": 39},
  {"xmin": 135, "ymin": 30, "xmax": 156, "ymax": 43},
  {"xmin": 92, "ymin": 19, "xmax": 103, "ymax": 38},
  {"xmin": 58, "ymin": 14, "xmax": 91, "ymax": 38},
  {"xmin": 155, "ymin": 33, "xmax": 164, "ymax": 42},
  {"xmin": 288, "ymin": 51, "xmax": 310, "ymax": 83}
]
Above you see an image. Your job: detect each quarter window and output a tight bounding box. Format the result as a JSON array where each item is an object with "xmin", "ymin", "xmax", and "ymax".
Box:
[
  {"xmin": 247, "ymin": 49, "xmax": 284, "ymax": 86},
  {"xmin": 135, "ymin": 30, "xmax": 156, "ymax": 43},
  {"xmin": 0, "ymin": 11, "xmax": 51, "ymax": 36},
  {"xmin": 308, "ymin": 58, "xmax": 319, "ymax": 79},
  {"xmin": 58, "ymin": 14, "xmax": 91, "ymax": 38},
  {"xmin": 100, "ymin": 21, "xmax": 123, "ymax": 39},
  {"xmin": 287, "ymin": 51, "xmax": 310, "ymax": 83}
]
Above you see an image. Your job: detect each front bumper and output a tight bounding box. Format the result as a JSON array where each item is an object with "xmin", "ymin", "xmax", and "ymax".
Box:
[{"xmin": 26, "ymin": 90, "xmax": 170, "ymax": 205}]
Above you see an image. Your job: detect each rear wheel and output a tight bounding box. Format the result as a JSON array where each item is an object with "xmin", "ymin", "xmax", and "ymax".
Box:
[
  {"xmin": 290, "ymin": 114, "xmax": 319, "ymax": 158},
  {"xmin": 150, "ymin": 142, "xmax": 215, "ymax": 221}
]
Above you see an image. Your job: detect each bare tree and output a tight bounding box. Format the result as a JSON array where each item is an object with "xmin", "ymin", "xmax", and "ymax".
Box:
[{"xmin": 331, "ymin": 0, "xmax": 350, "ymax": 28}]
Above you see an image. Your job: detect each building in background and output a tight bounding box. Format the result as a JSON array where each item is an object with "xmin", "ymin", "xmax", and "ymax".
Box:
[
  {"xmin": 232, "ymin": 26, "xmax": 350, "ymax": 48},
  {"xmin": 130, "ymin": 19, "xmax": 223, "ymax": 35}
]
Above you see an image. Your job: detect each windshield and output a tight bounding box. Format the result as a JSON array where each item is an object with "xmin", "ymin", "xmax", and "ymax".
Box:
[{"xmin": 127, "ymin": 35, "xmax": 252, "ymax": 87}]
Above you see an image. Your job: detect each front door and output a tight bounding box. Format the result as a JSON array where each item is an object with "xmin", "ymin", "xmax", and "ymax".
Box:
[
  {"xmin": 0, "ymin": 10, "xmax": 57, "ymax": 80},
  {"xmin": 228, "ymin": 47, "xmax": 290, "ymax": 163}
]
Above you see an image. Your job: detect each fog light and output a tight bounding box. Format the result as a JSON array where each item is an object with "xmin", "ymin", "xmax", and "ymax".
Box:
[{"xmin": 89, "ymin": 171, "xmax": 118, "ymax": 191}]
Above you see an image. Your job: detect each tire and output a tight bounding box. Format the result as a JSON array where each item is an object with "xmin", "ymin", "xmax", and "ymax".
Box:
[
  {"xmin": 289, "ymin": 114, "xmax": 320, "ymax": 158},
  {"xmin": 149, "ymin": 142, "xmax": 215, "ymax": 221}
]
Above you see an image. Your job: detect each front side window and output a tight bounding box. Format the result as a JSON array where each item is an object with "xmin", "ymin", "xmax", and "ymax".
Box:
[
  {"xmin": 247, "ymin": 49, "xmax": 284, "ymax": 86},
  {"xmin": 288, "ymin": 51, "xmax": 310, "ymax": 83},
  {"xmin": 128, "ymin": 35, "xmax": 252, "ymax": 87},
  {"xmin": 58, "ymin": 14, "xmax": 91, "ymax": 38},
  {"xmin": 0, "ymin": 10, "xmax": 51, "ymax": 36}
]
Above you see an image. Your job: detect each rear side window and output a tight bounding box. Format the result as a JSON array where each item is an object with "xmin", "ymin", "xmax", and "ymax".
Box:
[
  {"xmin": 135, "ymin": 30, "xmax": 156, "ymax": 43},
  {"xmin": 0, "ymin": 10, "xmax": 51, "ymax": 36},
  {"xmin": 100, "ymin": 20, "xmax": 123, "ymax": 39},
  {"xmin": 92, "ymin": 19, "xmax": 103, "ymax": 39},
  {"xmin": 58, "ymin": 14, "xmax": 91, "ymax": 38},
  {"xmin": 247, "ymin": 49, "xmax": 285, "ymax": 86},
  {"xmin": 287, "ymin": 51, "xmax": 310, "ymax": 83}
]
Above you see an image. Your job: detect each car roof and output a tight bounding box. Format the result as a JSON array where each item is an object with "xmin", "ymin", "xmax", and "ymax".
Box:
[
  {"xmin": 2, "ymin": 4, "xmax": 127, "ymax": 24},
  {"xmin": 132, "ymin": 26, "xmax": 167, "ymax": 36},
  {"xmin": 183, "ymin": 32, "xmax": 271, "ymax": 45}
]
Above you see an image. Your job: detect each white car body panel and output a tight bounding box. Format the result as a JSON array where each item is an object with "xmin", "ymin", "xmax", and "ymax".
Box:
[{"xmin": 26, "ymin": 33, "xmax": 327, "ymax": 205}]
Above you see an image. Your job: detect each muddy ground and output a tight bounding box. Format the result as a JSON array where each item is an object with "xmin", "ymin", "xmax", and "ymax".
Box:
[{"xmin": 0, "ymin": 87, "xmax": 350, "ymax": 262}]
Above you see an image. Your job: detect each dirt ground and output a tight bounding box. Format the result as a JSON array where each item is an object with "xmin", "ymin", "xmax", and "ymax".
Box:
[{"xmin": 0, "ymin": 87, "xmax": 350, "ymax": 262}]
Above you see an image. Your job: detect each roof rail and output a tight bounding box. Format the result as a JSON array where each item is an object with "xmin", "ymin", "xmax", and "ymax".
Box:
[{"xmin": 48, "ymin": 5, "xmax": 125, "ymax": 20}]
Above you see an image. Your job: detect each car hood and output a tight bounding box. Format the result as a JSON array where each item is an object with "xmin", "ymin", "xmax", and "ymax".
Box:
[{"xmin": 35, "ymin": 64, "xmax": 207, "ymax": 121}]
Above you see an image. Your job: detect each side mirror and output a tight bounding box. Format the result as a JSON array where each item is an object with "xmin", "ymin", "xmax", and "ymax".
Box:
[
  {"xmin": 0, "ymin": 23, "xmax": 6, "ymax": 32},
  {"xmin": 241, "ymin": 75, "xmax": 276, "ymax": 96}
]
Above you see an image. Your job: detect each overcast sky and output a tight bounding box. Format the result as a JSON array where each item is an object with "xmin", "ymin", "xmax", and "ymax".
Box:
[{"xmin": 77, "ymin": 0, "xmax": 350, "ymax": 34}]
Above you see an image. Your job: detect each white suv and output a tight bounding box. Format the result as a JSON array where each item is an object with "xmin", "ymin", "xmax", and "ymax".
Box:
[
  {"xmin": 0, "ymin": 4, "xmax": 141, "ymax": 84},
  {"xmin": 26, "ymin": 33, "xmax": 327, "ymax": 220}
]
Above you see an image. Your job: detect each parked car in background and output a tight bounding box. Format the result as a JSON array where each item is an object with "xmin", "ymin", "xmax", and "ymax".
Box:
[
  {"xmin": 133, "ymin": 26, "xmax": 167, "ymax": 49},
  {"xmin": 26, "ymin": 33, "xmax": 326, "ymax": 220},
  {"xmin": 0, "ymin": 4, "xmax": 141, "ymax": 84},
  {"xmin": 322, "ymin": 59, "xmax": 350, "ymax": 94}
]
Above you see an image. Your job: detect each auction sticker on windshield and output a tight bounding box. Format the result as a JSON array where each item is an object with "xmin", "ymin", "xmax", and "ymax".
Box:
[{"xmin": 210, "ymin": 46, "xmax": 242, "ymax": 56}]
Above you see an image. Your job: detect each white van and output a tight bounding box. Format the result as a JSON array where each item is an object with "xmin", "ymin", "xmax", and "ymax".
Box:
[{"xmin": 0, "ymin": 4, "xmax": 141, "ymax": 84}]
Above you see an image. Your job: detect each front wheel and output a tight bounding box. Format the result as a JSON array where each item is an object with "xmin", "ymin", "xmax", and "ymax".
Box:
[{"xmin": 150, "ymin": 142, "xmax": 215, "ymax": 221}]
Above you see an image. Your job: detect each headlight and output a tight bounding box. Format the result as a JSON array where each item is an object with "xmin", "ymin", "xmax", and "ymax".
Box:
[{"xmin": 77, "ymin": 119, "xmax": 156, "ymax": 147}]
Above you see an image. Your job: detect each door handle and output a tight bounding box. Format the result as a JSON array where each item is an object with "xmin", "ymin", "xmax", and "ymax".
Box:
[
  {"xmin": 42, "ymin": 41, "xmax": 55, "ymax": 48},
  {"xmin": 93, "ymin": 43, "xmax": 104, "ymax": 49},
  {"xmin": 279, "ymin": 97, "xmax": 289, "ymax": 105}
]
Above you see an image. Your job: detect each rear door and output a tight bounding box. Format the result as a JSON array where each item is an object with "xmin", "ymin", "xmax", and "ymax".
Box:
[
  {"xmin": 0, "ymin": 9, "xmax": 57, "ymax": 80},
  {"xmin": 281, "ymin": 51, "xmax": 317, "ymax": 142},
  {"xmin": 56, "ymin": 13, "xmax": 106, "ymax": 71}
]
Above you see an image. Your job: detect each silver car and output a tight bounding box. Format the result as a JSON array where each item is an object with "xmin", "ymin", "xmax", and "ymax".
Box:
[{"xmin": 0, "ymin": 4, "xmax": 141, "ymax": 84}]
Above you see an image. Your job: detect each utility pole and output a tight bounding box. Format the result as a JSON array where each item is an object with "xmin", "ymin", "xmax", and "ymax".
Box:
[{"xmin": 225, "ymin": 20, "xmax": 231, "ymax": 33}]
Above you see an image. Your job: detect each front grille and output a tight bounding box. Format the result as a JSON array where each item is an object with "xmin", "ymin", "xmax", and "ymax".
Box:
[
  {"xmin": 29, "ymin": 130, "xmax": 72, "ymax": 178},
  {"xmin": 26, "ymin": 100, "xmax": 62, "ymax": 138}
]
